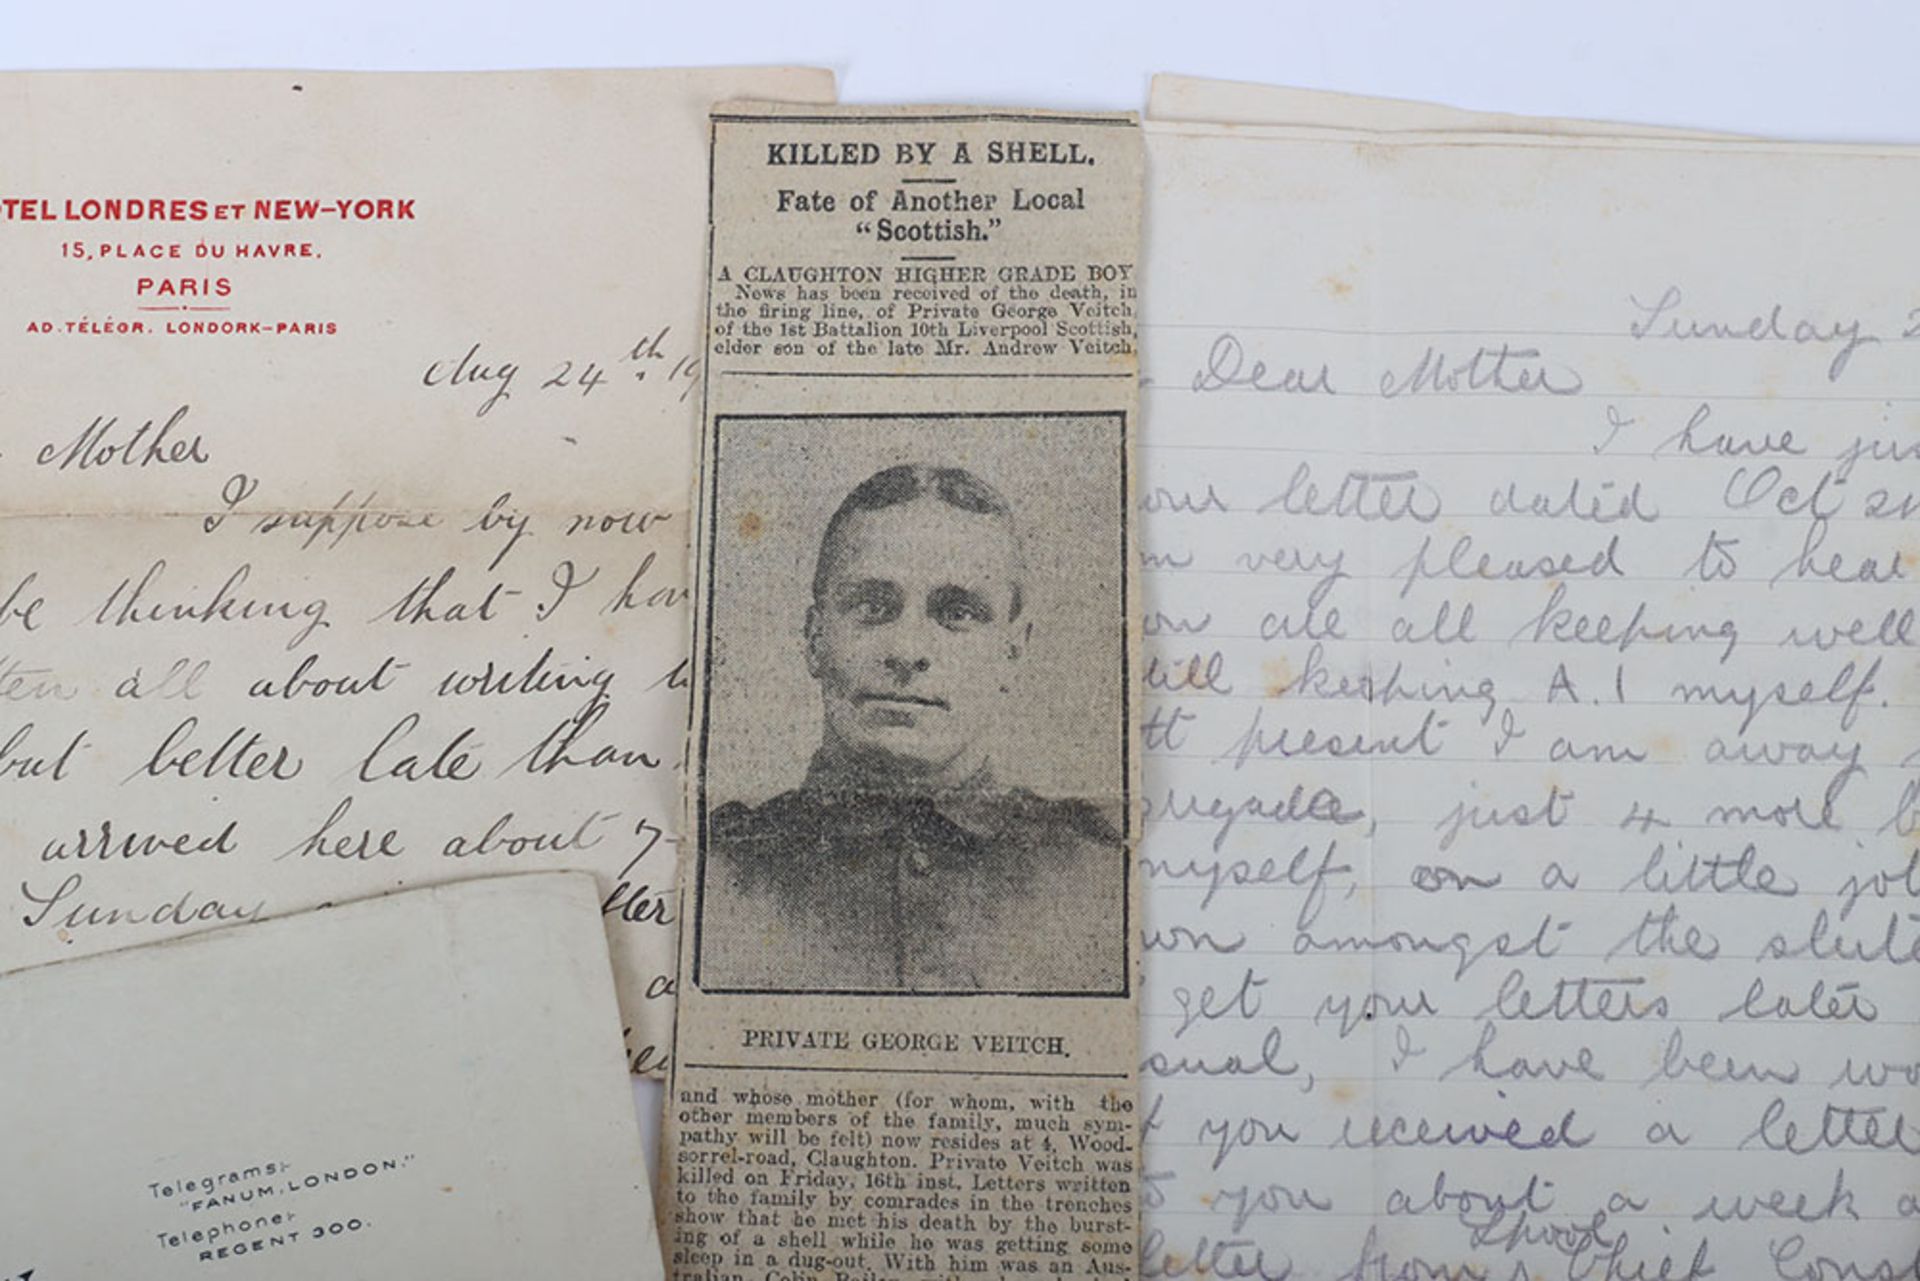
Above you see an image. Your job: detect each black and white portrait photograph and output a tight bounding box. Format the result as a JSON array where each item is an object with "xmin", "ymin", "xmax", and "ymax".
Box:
[{"xmin": 693, "ymin": 412, "xmax": 1131, "ymax": 996}]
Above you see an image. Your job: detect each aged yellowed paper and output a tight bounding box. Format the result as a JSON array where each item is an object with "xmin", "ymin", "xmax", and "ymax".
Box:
[
  {"xmin": 1146, "ymin": 72, "xmax": 1743, "ymax": 138},
  {"xmin": 0, "ymin": 68, "xmax": 832, "ymax": 1076},
  {"xmin": 1135, "ymin": 114, "xmax": 1920, "ymax": 1278},
  {"xmin": 1, "ymin": 873, "xmax": 660, "ymax": 1278},
  {"xmin": 662, "ymin": 105, "xmax": 1143, "ymax": 1279}
]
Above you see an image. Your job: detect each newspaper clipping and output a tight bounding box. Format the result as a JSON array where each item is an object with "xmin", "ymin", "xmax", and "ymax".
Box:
[{"xmin": 662, "ymin": 105, "xmax": 1142, "ymax": 1280}]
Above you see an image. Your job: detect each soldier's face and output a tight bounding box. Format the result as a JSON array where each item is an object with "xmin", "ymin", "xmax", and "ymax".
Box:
[{"xmin": 807, "ymin": 498, "xmax": 1023, "ymax": 779}]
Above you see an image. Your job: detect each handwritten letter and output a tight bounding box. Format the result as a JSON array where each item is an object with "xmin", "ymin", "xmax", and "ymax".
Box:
[
  {"xmin": 0, "ymin": 69, "xmax": 834, "ymax": 1074},
  {"xmin": 1138, "ymin": 119, "xmax": 1920, "ymax": 1279}
]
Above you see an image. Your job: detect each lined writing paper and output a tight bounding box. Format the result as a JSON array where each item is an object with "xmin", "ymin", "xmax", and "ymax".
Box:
[{"xmin": 1137, "ymin": 119, "xmax": 1920, "ymax": 1280}]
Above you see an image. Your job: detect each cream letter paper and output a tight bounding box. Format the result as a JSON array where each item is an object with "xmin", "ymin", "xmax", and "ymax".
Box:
[
  {"xmin": 0, "ymin": 68, "xmax": 831, "ymax": 1075},
  {"xmin": 1136, "ymin": 118, "xmax": 1920, "ymax": 1277},
  {"xmin": 2, "ymin": 873, "xmax": 659, "ymax": 1278},
  {"xmin": 1146, "ymin": 74, "xmax": 1740, "ymax": 139}
]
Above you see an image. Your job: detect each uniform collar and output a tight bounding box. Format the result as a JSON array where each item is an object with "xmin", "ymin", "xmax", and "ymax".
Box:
[{"xmin": 800, "ymin": 748, "xmax": 1008, "ymax": 844}]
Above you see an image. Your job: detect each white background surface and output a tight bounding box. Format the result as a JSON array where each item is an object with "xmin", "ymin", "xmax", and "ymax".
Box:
[
  {"xmin": 10, "ymin": 0, "xmax": 1918, "ymax": 1186},
  {"xmin": 6, "ymin": 0, "xmax": 1920, "ymax": 142}
]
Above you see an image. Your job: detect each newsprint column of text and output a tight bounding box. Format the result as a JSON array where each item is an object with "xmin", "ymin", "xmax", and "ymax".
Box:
[{"xmin": 663, "ymin": 105, "xmax": 1143, "ymax": 1281}]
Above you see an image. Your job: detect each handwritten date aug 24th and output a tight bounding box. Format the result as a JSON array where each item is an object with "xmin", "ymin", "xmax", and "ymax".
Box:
[{"xmin": 420, "ymin": 327, "xmax": 696, "ymax": 419}]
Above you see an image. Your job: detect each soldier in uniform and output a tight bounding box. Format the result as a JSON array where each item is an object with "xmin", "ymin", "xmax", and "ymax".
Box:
[{"xmin": 700, "ymin": 462, "xmax": 1125, "ymax": 994}]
